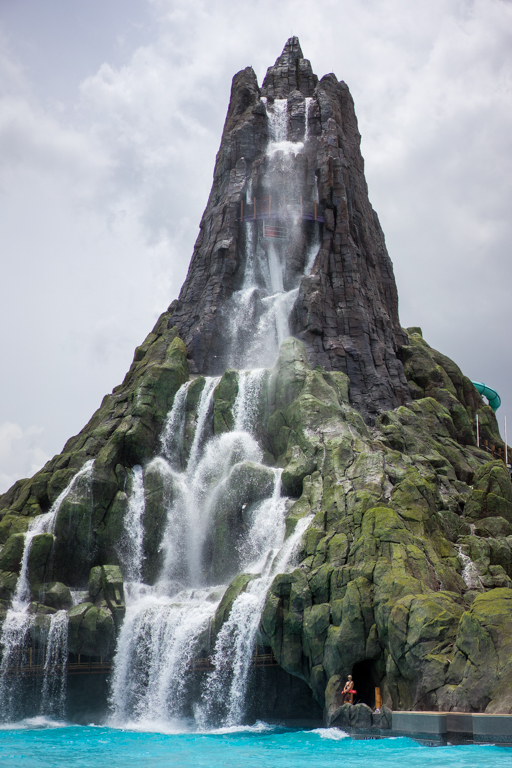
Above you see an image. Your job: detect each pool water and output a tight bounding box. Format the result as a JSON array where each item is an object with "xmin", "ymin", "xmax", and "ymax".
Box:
[{"xmin": 1, "ymin": 719, "xmax": 511, "ymax": 768}]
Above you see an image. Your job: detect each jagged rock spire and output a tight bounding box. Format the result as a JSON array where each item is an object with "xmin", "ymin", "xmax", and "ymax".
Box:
[
  {"xmin": 261, "ymin": 37, "xmax": 318, "ymax": 99},
  {"xmin": 169, "ymin": 39, "xmax": 411, "ymax": 422}
]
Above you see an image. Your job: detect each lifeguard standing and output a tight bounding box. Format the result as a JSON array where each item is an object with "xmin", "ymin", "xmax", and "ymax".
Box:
[{"xmin": 342, "ymin": 675, "xmax": 356, "ymax": 704}]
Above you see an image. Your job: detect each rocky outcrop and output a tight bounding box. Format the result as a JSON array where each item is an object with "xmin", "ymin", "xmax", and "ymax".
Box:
[
  {"xmin": 0, "ymin": 39, "xmax": 510, "ymax": 718},
  {"xmin": 326, "ymin": 700, "xmax": 392, "ymax": 731},
  {"xmin": 247, "ymin": 334, "xmax": 511, "ymax": 714},
  {"xmin": 0, "ymin": 322, "xmax": 189, "ymax": 654},
  {"xmin": 167, "ymin": 37, "xmax": 411, "ymax": 422}
]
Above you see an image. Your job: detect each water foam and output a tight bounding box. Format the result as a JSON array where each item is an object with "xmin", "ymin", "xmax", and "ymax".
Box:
[{"xmin": 0, "ymin": 461, "xmax": 94, "ymax": 722}]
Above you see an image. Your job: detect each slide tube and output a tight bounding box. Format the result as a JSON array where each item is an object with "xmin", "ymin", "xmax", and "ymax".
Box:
[{"xmin": 472, "ymin": 381, "xmax": 501, "ymax": 412}]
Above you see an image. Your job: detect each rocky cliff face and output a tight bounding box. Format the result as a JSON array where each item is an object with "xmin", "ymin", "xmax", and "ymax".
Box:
[
  {"xmin": 0, "ymin": 39, "xmax": 510, "ymax": 724},
  {"xmin": 169, "ymin": 37, "xmax": 410, "ymax": 422}
]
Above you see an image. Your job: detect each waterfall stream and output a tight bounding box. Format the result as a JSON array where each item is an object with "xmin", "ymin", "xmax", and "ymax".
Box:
[
  {"xmin": 225, "ymin": 96, "xmax": 320, "ymax": 371},
  {"xmin": 0, "ymin": 460, "xmax": 94, "ymax": 721},
  {"xmin": 40, "ymin": 610, "xmax": 69, "ymax": 717},
  {"xmin": 198, "ymin": 511, "xmax": 312, "ymax": 726},
  {"xmin": 109, "ymin": 369, "xmax": 311, "ymax": 727},
  {"xmin": 119, "ymin": 465, "xmax": 146, "ymax": 584},
  {"xmin": 457, "ymin": 545, "xmax": 484, "ymax": 590},
  {"xmin": 0, "ymin": 92, "xmax": 319, "ymax": 727},
  {"xmin": 106, "ymin": 102, "xmax": 323, "ymax": 725}
]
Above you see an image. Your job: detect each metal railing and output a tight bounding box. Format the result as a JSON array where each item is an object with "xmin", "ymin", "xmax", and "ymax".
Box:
[
  {"xmin": 191, "ymin": 650, "xmax": 279, "ymax": 672},
  {"xmin": 1, "ymin": 649, "xmax": 279, "ymax": 677},
  {"xmin": 240, "ymin": 196, "xmax": 324, "ymax": 223},
  {"xmin": 1, "ymin": 649, "xmax": 110, "ymax": 677}
]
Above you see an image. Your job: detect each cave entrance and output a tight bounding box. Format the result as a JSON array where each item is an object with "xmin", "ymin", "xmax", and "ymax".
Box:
[{"xmin": 351, "ymin": 660, "xmax": 376, "ymax": 708}]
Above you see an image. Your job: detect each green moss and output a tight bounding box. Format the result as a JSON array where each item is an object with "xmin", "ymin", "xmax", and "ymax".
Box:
[
  {"xmin": 0, "ymin": 515, "xmax": 30, "ymax": 545},
  {"xmin": 212, "ymin": 573, "xmax": 256, "ymax": 638},
  {"xmin": 0, "ymin": 534, "xmax": 25, "ymax": 572},
  {"xmin": 213, "ymin": 369, "xmax": 239, "ymax": 434}
]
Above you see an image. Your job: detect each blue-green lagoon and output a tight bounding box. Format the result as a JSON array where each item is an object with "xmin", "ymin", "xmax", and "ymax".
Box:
[{"xmin": 1, "ymin": 719, "xmax": 511, "ymax": 768}]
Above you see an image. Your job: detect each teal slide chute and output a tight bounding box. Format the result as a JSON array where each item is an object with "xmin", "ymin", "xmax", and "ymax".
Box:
[{"xmin": 472, "ymin": 381, "xmax": 501, "ymax": 412}]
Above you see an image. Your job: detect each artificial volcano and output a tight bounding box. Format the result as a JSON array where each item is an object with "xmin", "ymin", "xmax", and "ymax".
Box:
[
  {"xmin": 170, "ymin": 37, "xmax": 410, "ymax": 422},
  {"xmin": 0, "ymin": 39, "xmax": 511, "ymax": 728}
]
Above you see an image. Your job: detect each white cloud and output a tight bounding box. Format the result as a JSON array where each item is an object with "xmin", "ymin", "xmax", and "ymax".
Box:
[
  {"xmin": 0, "ymin": 0, "xmax": 511, "ymax": 491},
  {"xmin": 0, "ymin": 422, "xmax": 49, "ymax": 493}
]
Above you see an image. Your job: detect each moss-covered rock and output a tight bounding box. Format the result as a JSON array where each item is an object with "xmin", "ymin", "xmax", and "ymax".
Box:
[
  {"xmin": 0, "ymin": 515, "xmax": 30, "ymax": 545},
  {"xmin": 0, "ymin": 571, "xmax": 18, "ymax": 602},
  {"xmin": 400, "ymin": 328, "xmax": 502, "ymax": 447},
  {"xmin": 67, "ymin": 602, "xmax": 115, "ymax": 657},
  {"xmin": 213, "ymin": 369, "xmax": 239, "ymax": 434},
  {"xmin": 0, "ymin": 533, "xmax": 25, "ymax": 572},
  {"xmin": 89, "ymin": 564, "xmax": 125, "ymax": 630},
  {"xmin": 256, "ymin": 336, "xmax": 512, "ymax": 713},
  {"xmin": 212, "ymin": 572, "xmax": 256, "ymax": 638},
  {"xmin": 465, "ymin": 461, "xmax": 512, "ymax": 524},
  {"xmin": 449, "ymin": 589, "xmax": 512, "ymax": 713},
  {"xmin": 27, "ymin": 533, "xmax": 54, "ymax": 585},
  {"xmin": 41, "ymin": 581, "xmax": 73, "ymax": 610}
]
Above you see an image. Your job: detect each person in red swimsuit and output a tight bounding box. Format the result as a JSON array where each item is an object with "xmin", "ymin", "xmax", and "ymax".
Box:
[{"xmin": 342, "ymin": 675, "xmax": 356, "ymax": 704}]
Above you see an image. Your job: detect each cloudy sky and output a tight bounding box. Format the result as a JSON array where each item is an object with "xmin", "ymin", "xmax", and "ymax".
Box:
[{"xmin": 1, "ymin": 0, "xmax": 511, "ymax": 492}]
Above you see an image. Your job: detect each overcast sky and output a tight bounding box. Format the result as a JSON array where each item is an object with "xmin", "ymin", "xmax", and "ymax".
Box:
[{"xmin": 1, "ymin": 0, "xmax": 511, "ymax": 492}]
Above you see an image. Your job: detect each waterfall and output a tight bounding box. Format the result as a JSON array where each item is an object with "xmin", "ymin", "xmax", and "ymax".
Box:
[
  {"xmin": 199, "ymin": 510, "xmax": 312, "ymax": 726},
  {"xmin": 12, "ymin": 511, "xmax": 59, "ymax": 610},
  {"xmin": 268, "ymin": 99, "xmax": 288, "ymax": 143},
  {"xmin": 161, "ymin": 380, "xmax": 192, "ymax": 468},
  {"xmin": 0, "ymin": 609, "xmax": 32, "ymax": 721},
  {"xmin": 305, "ymin": 231, "xmax": 321, "ymax": 275},
  {"xmin": 233, "ymin": 369, "xmax": 266, "ymax": 433},
  {"xmin": 108, "ymin": 370, "xmax": 311, "ymax": 728},
  {"xmin": 304, "ymin": 97, "xmax": 312, "ymax": 140},
  {"xmin": 109, "ymin": 585, "xmax": 220, "ymax": 725},
  {"xmin": 187, "ymin": 377, "xmax": 219, "ymax": 470},
  {"xmin": 0, "ymin": 460, "xmax": 93, "ymax": 721},
  {"xmin": 225, "ymin": 95, "xmax": 317, "ymax": 372},
  {"xmin": 457, "ymin": 545, "xmax": 484, "ymax": 590},
  {"xmin": 40, "ymin": 610, "xmax": 68, "ymax": 717},
  {"xmin": 11, "ymin": 459, "xmax": 94, "ymax": 609},
  {"xmin": 119, "ymin": 465, "xmax": 146, "ymax": 583}
]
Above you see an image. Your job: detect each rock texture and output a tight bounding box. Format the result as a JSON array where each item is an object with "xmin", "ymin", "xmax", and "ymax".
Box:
[
  {"xmin": 0, "ymin": 40, "xmax": 510, "ymax": 720},
  {"xmin": 168, "ymin": 37, "xmax": 411, "ymax": 422},
  {"xmin": 252, "ymin": 331, "xmax": 510, "ymax": 714},
  {"xmin": 0, "ymin": 322, "xmax": 188, "ymax": 652}
]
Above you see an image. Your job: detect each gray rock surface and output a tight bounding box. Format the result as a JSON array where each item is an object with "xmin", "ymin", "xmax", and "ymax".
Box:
[{"xmin": 167, "ymin": 37, "xmax": 411, "ymax": 423}]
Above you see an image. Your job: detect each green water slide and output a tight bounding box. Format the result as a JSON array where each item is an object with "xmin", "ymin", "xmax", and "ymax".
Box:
[{"xmin": 472, "ymin": 381, "xmax": 502, "ymax": 411}]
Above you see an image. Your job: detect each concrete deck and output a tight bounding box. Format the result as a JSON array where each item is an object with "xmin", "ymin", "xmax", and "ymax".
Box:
[{"xmin": 391, "ymin": 711, "xmax": 512, "ymax": 746}]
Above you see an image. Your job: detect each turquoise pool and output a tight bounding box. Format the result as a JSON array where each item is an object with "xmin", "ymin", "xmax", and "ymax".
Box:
[{"xmin": 1, "ymin": 719, "xmax": 511, "ymax": 767}]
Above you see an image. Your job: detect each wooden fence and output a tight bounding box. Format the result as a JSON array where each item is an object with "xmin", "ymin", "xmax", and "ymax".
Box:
[{"xmin": 481, "ymin": 440, "xmax": 511, "ymax": 466}]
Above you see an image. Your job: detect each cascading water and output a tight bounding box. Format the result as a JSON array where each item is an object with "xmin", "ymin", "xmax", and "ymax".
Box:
[
  {"xmin": 119, "ymin": 465, "xmax": 146, "ymax": 584},
  {"xmin": 457, "ymin": 545, "xmax": 484, "ymax": 590},
  {"xmin": 233, "ymin": 369, "xmax": 266, "ymax": 433},
  {"xmin": 107, "ymin": 94, "xmax": 325, "ymax": 727},
  {"xmin": 304, "ymin": 97, "xmax": 312, "ymax": 140},
  {"xmin": 198, "ymin": 506, "xmax": 312, "ymax": 726},
  {"xmin": 224, "ymin": 95, "xmax": 320, "ymax": 371},
  {"xmin": 109, "ymin": 368, "xmax": 311, "ymax": 727},
  {"xmin": 160, "ymin": 380, "xmax": 192, "ymax": 468},
  {"xmin": 0, "ymin": 460, "xmax": 94, "ymax": 721},
  {"xmin": 1, "ymin": 84, "xmax": 320, "ymax": 727},
  {"xmin": 40, "ymin": 610, "xmax": 68, "ymax": 717}
]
